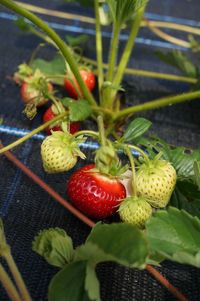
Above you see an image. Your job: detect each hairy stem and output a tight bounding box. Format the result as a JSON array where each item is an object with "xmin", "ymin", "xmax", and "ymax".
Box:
[
  {"xmin": 4, "ymin": 252, "xmax": 32, "ymax": 301},
  {"xmin": 0, "ymin": 111, "xmax": 68, "ymax": 154},
  {"xmin": 97, "ymin": 115, "xmax": 106, "ymax": 146},
  {"xmin": 94, "ymin": 0, "xmax": 104, "ymax": 104},
  {"xmin": 113, "ymin": 7, "xmax": 145, "ymax": 89},
  {"xmin": 0, "ymin": 0, "xmax": 97, "ymax": 106},
  {"xmin": 80, "ymin": 55, "xmax": 197, "ymax": 84},
  {"xmin": 124, "ymin": 145, "xmax": 137, "ymax": 197},
  {"xmin": 114, "ymin": 90, "xmax": 200, "ymax": 121},
  {"xmin": 0, "ymin": 264, "xmax": 22, "ymax": 301}
]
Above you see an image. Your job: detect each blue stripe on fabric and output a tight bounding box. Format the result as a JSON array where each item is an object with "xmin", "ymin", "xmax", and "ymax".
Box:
[
  {"xmin": 0, "ymin": 12, "xmax": 186, "ymax": 50},
  {"xmin": 0, "ymin": 140, "xmax": 33, "ymax": 217},
  {"xmin": 0, "ymin": 124, "xmax": 140, "ymax": 156}
]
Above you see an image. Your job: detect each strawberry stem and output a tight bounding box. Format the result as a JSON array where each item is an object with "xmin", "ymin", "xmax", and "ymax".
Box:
[
  {"xmin": 0, "ymin": 264, "xmax": 22, "ymax": 301},
  {"xmin": 124, "ymin": 145, "xmax": 137, "ymax": 197},
  {"xmin": 97, "ymin": 115, "xmax": 106, "ymax": 146},
  {"xmin": 73, "ymin": 130, "xmax": 99, "ymax": 139},
  {"xmin": 0, "ymin": 111, "xmax": 68, "ymax": 154}
]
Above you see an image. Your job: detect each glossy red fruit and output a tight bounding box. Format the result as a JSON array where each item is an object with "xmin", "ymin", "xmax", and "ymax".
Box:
[
  {"xmin": 64, "ymin": 69, "xmax": 96, "ymax": 99},
  {"xmin": 43, "ymin": 106, "xmax": 80, "ymax": 135},
  {"xmin": 67, "ymin": 165, "xmax": 126, "ymax": 219},
  {"xmin": 21, "ymin": 79, "xmax": 53, "ymax": 106}
]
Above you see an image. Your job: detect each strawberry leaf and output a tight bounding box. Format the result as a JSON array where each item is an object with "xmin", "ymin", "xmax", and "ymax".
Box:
[
  {"xmin": 170, "ymin": 181, "xmax": 200, "ymax": 218},
  {"xmin": 86, "ymin": 223, "xmax": 148, "ymax": 268},
  {"xmin": 193, "ymin": 161, "xmax": 200, "ymax": 189},
  {"xmin": 65, "ymin": 34, "xmax": 89, "ymax": 47},
  {"xmin": 106, "ymin": 0, "xmax": 148, "ymax": 25},
  {"xmin": 15, "ymin": 17, "xmax": 33, "ymax": 32},
  {"xmin": 146, "ymin": 207, "xmax": 200, "ymax": 268},
  {"xmin": 32, "ymin": 228, "xmax": 74, "ymax": 268},
  {"xmin": 48, "ymin": 261, "xmax": 90, "ymax": 301},
  {"xmin": 85, "ymin": 262, "xmax": 101, "ymax": 301},
  {"xmin": 139, "ymin": 136, "xmax": 200, "ymax": 180},
  {"xmin": 30, "ymin": 55, "xmax": 66, "ymax": 85},
  {"xmin": 62, "ymin": 98, "xmax": 92, "ymax": 121},
  {"xmin": 155, "ymin": 50, "xmax": 197, "ymax": 78},
  {"xmin": 122, "ymin": 118, "xmax": 152, "ymax": 142}
]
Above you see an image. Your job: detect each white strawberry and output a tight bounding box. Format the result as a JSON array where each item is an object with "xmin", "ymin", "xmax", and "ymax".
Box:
[
  {"xmin": 41, "ymin": 131, "xmax": 85, "ymax": 173},
  {"xmin": 136, "ymin": 157, "xmax": 177, "ymax": 208},
  {"xmin": 119, "ymin": 197, "xmax": 152, "ymax": 228}
]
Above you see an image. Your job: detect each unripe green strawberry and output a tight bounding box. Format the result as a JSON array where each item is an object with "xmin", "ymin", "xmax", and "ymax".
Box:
[
  {"xmin": 119, "ymin": 197, "xmax": 152, "ymax": 228},
  {"xmin": 136, "ymin": 158, "xmax": 177, "ymax": 208},
  {"xmin": 41, "ymin": 131, "xmax": 86, "ymax": 173}
]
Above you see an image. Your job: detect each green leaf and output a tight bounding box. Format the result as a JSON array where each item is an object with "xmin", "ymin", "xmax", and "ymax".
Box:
[
  {"xmin": 65, "ymin": 34, "xmax": 89, "ymax": 47},
  {"xmin": 86, "ymin": 223, "xmax": 148, "ymax": 268},
  {"xmin": 146, "ymin": 207, "xmax": 200, "ymax": 268},
  {"xmin": 106, "ymin": 0, "xmax": 148, "ymax": 25},
  {"xmin": 170, "ymin": 181, "xmax": 200, "ymax": 218},
  {"xmin": 63, "ymin": 0, "xmax": 93, "ymax": 6},
  {"xmin": 30, "ymin": 55, "xmax": 66, "ymax": 85},
  {"xmin": 62, "ymin": 98, "xmax": 92, "ymax": 121},
  {"xmin": 140, "ymin": 136, "xmax": 200, "ymax": 180},
  {"xmin": 122, "ymin": 118, "xmax": 152, "ymax": 142},
  {"xmin": 155, "ymin": 50, "xmax": 197, "ymax": 78},
  {"xmin": 15, "ymin": 17, "xmax": 32, "ymax": 32},
  {"xmin": 48, "ymin": 261, "xmax": 90, "ymax": 301},
  {"xmin": 193, "ymin": 161, "xmax": 200, "ymax": 189},
  {"xmin": 188, "ymin": 35, "xmax": 200, "ymax": 53},
  {"xmin": 85, "ymin": 262, "xmax": 101, "ymax": 301},
  {"xmin": 32, "ymin": 228, "xmax": 74, "ymax": 268}
]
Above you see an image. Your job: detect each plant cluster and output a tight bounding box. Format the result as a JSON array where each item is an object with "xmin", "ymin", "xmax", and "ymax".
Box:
[{"xmin": 0, "ymin": 0, "xmax": 200, "ymax": 300}]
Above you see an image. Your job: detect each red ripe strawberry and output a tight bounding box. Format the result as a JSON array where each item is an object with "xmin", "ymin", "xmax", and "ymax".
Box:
[
  {"xmin": 67, "ymin": 164, "xmax": 126, "ymax": 219},
  {"xmin": 43, "ymin": 106, "xmax": 80, "ymax": 135},
  {"xmin": 64, "ymin": 69, "xmax": 96, "ymax": 99},
  {"xmin": 21, "ymin": 76, "xmax": 53, "ymax": 106}
]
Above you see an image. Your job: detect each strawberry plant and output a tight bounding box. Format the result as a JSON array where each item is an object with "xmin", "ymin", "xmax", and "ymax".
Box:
[{"xmin": 0, "ymin": 0, "xmax": 200, "ymax": 301}]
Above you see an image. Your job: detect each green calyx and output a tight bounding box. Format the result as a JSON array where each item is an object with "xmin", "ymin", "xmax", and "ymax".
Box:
[
  {"xmin": 50, "ymin": 131, "xmax": 86, "ymax": 159},
  {"xmin": 94, "ymin": 140, "xmax": 128, "ymax": 178},
  {"xmin": 14, "ymin": 63, "xmax": 33, "ymax": 83},
  {"xmin": 138, "ymin": 153, "xmax": 173, "ymax": 176}
]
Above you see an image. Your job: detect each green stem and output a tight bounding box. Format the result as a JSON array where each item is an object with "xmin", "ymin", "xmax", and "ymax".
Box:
[
  {"xmin": 102, "ymin": 22, "xmax": 120, "ymax": 108},
  {"xmin": 0, "ymin": 0, "xmax": 96, "ymax": 106},
  {"xmin": 0, "ymin": 264, "xmax": 22, "ymax": 301},
  {"xmin": 113, "ymin": 90, "xmax": 200, "ymax": 121},
  {"xmin": 97, "ymin": 115, "xmax": 106, "ymax": 146},
  {"xmin": 0, "ymin": 111, "xmax": 68, "ymax": 154},
  {"xmin": 4, "ymin": 253, "xmax": 32, "ymax": 301},
  {"xmin": 94, "ymin": 0, "xmax": 104, "ymax": 104},
  {"xmin": 113, "ymin": 7, "xmax": 145, "ymax": 89},
  {"xmin": 127, "ymin": 144, "xmax": 149, "ymax": 161},
  {"xmin": 106, "ymin": 23, "xmax": 120, "ymax": 82},
  {"xmin": 73, "ymin": 130, "xmax": 99, "ymax": 139},
  {"xmin": 124, "ymin": 145, "xmax": 137, "ymax": 197},
  {"xmin": 80, "ymin": 55, "xmax": 197, "ymax": 84}
]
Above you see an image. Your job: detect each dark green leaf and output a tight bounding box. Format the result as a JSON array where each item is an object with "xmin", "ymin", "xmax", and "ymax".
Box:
[
  {"xmin": 15, "ymin": 18, "xmax": 32, "ymax": 32},
  {"xmin": 140, "ymin": 136, "xmax": 200, "ymax": 180},
  {"xmin": 193, "ymin": 161, "xmax": 200, "ymax": 189},
  {"xmin": 48, "ymin": 261, "xmax": 90, "ymax": 301},
  {"xmin": 32, "ymin": 228, "xmax": 74, "ymax": 268},
  {"xmin": 86, "ymin": 223, "xmax": 148, "ymax": 268},
  {"xmin": 146, "ymin": 207, "xmax": 200, "ymax": 268},
  {"xmin": 30, "ymin": 55, "xmax": 66, "ymax": 85},
  {"xmin": 106, "ymin": 0, "xmax": 148, "ymax": 25},
  {"xmin": 155, "ymin": 50, "xmax": 197, "ymax": 78},
  {"xmin": 63, "ymin": 0, "xmax": 93, "ymax": 6},
  {"xmin": 170, "ymin": 181, "xmax": 200, "ymax": 218},
  {"xmin": 188, "ymin": 35, "xmax": 200, "ymax": 53},
  {"xmin": 122, "ymin": 118, "xmax": 152, "ymax": 142},
  {"xmin": 62, "ymin": 98, "xmax": 92, "ymax": 121},
  {"xmin": 65, "ymin": 34, "xmax": 89, "ymax": 47}
]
